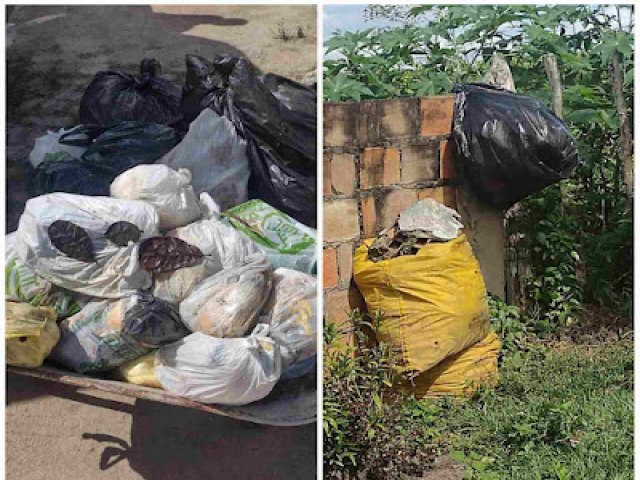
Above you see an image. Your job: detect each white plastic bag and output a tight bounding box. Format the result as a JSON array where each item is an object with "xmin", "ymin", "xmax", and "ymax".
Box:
[
  {"xmin": 48, "ymin": 298, "xmax": 150, "ymax": 373},
  {"xmin": 6, "ymin": 232, "xmax": 89, "ymax": 319},
  {"xmin": 14, "ymin": 193, "xmax": 159, "ymax": 298},
  {"xmin": 397, "ymin": 198, "xmax": 464, "ymax": 241},
  {"xmin": 152, "ymin": 193, "xmax": 259, "ymax": 303},
  {"xmin": 155, "ymin": 325, "xmax": 282, "ymax": 405},
  {"xmin": 29, "ymin": 127, "xmax": 88, "ymax": 168},
  {"xmin": 259, "ymin": 268, "xmax": 317, "ymax": 369},
  {"xmin": 48, "ymin": 292, "xmax": 187, "ymax": 373},
  {"xmin": 110, "ymin": 164, "xmax": 201, "ymax": 231},
  {"xmin": 159, "ymin": 109, "xmax": 249, "ymax": 210},
  {"xmin": 179, "ymin": 253, "xmax": 272, "ymax": 337},
  {"xmin": 152, "ymin": 210, "xmax": 260, "ymax": 304}
]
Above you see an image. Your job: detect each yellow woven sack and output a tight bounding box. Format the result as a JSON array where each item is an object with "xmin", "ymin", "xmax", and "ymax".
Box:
[
  {"xmin": 407, "ymin": 331, "xmax": 501, "ymax": 398},
  {"xmin": 114, "ymin": 352, "xmax": 162, "ymax": 389},
  {"xmin": 6, "ymin": 302, "xmax": 59, "ymax": 368},
  {"xmin": 353, "ymin": 235, "xmax": 490, "ymax": 373}
]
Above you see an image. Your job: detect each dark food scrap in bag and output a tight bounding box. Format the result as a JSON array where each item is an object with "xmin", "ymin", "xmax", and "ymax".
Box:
[
  {"xmin": 138, "ymin": 236, "xmax": 204, "ymax": 273},
  {"xmin": 123, "ymin": 291, "xmax": 188, "ymax": 348},
  {"xmin": 48, "ymin": 220, "xmax": 96, "ymax": 263},
  {"xmin": 105, "ymin": 221, "xmax": 143, "ymax": 247}
]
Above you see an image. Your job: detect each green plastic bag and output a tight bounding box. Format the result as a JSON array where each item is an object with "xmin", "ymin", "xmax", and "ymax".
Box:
[
  {"xmin": 6, "ymin": 233, "xmax": 86, "ymax": 319},
  {"xmin": 224, "ymin": 199, "xmax": 316, "ymax": 274},
  {"xmin": 32, "ymin": 122, "xmax": 177, "ymax": 197}
]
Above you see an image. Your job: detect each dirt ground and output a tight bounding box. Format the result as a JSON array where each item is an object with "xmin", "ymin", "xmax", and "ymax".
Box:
[{"xmin": 5, "ymin": 5, "xmax": 317, "ymax": 480}]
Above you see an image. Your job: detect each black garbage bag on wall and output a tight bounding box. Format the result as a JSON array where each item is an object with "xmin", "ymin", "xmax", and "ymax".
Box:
[
  {"xmin": 452, "ymin": 83, "xmax": 579, "ymax": 209},
  {"xmin": 79, "ymin": 58, "xmax": 182, "ymax": 127},
  {"xmin": 31, "ymin": 122, "xmax": 177, "ymax": 196},
  {"xmin": 181, "ymin": 54, "xmax": 317, "ymax": 227}
]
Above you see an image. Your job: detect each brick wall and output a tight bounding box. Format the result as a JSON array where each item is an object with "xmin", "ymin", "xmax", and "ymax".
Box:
[{"xmin": 323, "ymin": 96, "xmax": 461, "ymax": 327}]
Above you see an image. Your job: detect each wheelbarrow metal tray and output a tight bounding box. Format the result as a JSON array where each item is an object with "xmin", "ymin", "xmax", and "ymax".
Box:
[{"xmin": 7, "ymin": 364, "xmax": 316, "ymax": 427}]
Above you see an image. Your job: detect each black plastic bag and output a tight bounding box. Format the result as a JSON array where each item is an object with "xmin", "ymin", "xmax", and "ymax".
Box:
[
  {"xmin": 452, "ymin": 83, "xmax": 579, "ymax": 208},
  {"xmin": 31, "ymin": 122, "xmax": 177, "ymax": 196},
  {"xmin": 259, "ymin": 73, "xmax": 317, "ymax": 119},
  {"xmin": 77, "ymin": 122, "xmax": 178, "ymax": 171},
  {"xmin": 31, "ymin": 152, "xmax": 113, "ymax": 196},
  {"xmin": 79, "ymin": 58, "xmax": 182, "ymax": 127},
  {"xmin": 122, "ymin": 291, "xmax": 188, "ymax": 348},
  {"xmin": 181, "ymin": 54, "xmax": 317, "ymax": 227}
]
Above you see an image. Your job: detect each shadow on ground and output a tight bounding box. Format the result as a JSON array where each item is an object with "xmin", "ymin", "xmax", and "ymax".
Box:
[
  {"xmin": 7, "ymin": 374, "xmax": 316, "ymax": 480},
  {"xmin": 89, "ymin": 400, "xmax": 315, "ymax": 479}
]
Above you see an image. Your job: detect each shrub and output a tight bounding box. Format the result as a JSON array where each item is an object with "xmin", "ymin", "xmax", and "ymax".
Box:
[{"xmin": 323, "ymin": 310, "xmax": 442, "ymax": 479}]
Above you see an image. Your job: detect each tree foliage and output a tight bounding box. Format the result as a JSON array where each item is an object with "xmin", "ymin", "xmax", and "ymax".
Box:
[{"xmin": 324, "ymin": 5, "xmax": 633, "ymax": 321}]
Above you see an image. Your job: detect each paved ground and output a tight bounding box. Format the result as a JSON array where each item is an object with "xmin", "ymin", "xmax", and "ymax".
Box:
[{"xmin": 6, "ymin": 6, "xmax": 317, "ymax": 479}]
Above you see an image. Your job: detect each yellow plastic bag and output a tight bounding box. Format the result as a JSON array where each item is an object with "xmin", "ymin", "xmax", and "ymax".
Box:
[
  {"xmin": 6, "ymin": 302, "xmax": 59, "ymax": 368},
  {"xmin": 353, "ymin": 235, "xmax": 490, "ymax": 373},
  {"xmin": 407, "ymin": 331, "xmax": 501, "ymax": 398},
  {"xmin": 114, "ymin": 352, "xmax": 162, "ymax": 389}
]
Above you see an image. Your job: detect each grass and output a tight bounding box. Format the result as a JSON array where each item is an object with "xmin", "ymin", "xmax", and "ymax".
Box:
[
  {"xmin": 429, "ymin": 338, "xmax": 633, "ymax": 479},
  {"xmin": 324, "ymin": 308, "xmax": 633, "ymax": 479}
]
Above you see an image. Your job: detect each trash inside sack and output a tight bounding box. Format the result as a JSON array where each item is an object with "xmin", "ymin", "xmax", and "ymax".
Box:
[
  {"xmin": 49, "ymin": 292, "xmax": 187, "ymax": 373},
  {"xmin": 32, "ymin": 122, "xmax": 178, "ymax": 197},
  {"xmin": 368, "ymin": 199, "xmax": 463, "ymax": 262},
  {"xmin": 354, "ymin": 200, "xmax": 499, "ymax": 397},
  {"xmin": 6, "ymin": 302, "xmax": 60, "ymax": 368}
]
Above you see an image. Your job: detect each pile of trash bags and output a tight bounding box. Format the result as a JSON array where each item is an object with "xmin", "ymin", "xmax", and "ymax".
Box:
[
  {"xmin": 28, "ymin": 55, "xmax": 316, "ymax": 226},
  {"xmin": 6, "ymin": 55, "xmax": 317, "ymax": 407},
  {"xmin": 354, "ymin": 199, "xmax": 501, "ymax": 398}
]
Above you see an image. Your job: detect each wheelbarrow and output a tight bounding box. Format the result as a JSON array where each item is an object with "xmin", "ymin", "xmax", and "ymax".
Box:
[{"xmin": 7, "ymin": 363, "xmax": 317, "ymax": 427}]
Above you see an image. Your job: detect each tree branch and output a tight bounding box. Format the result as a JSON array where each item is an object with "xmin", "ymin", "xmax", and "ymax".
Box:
[
  {"xmin": 609, "ymin": 51, "xmax": 634, "ymax": 197},
  {"xmin": 543, "ymin": 53, "xmax": 563, "ymax": 118}
]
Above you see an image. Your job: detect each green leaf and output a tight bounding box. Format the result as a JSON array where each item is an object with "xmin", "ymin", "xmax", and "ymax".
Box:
[{"xmin": 450, "ymin": 450, "xmax": 467, "ymax": 463}]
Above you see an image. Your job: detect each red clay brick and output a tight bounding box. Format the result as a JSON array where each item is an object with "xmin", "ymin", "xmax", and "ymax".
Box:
[
  {"xmin": 330, "ymin": 152, "xmax": 356, "ymax": 196},
  {"xmin": 337, "ymin": 242, "xmax": 353, "ymax": 289},
  {"xmin": 361, "ymin": 195, "xmax": 377, "ymax": 238},
  {"xmin": 380, "ymin": 189, "xmax": 419, "ymax": 230},
  {"xmin": 417, "ymin": 186, "xmax": 457, "ymax": 209},
  {"xmin": 439, "ymin": 139, "xmax": 457, "ymax": 179},
  {"xmin": 420, "ymin": 96, "xmax": 455, "ymax": 136},
  {"xmin": 362, "ymin": 189, "xmax": 418, "ymax": 236},
  {"xmin": 324, "ymin": 198, "xmax": 360, "ymax": 242},
  {"xmin": 323, "ymin": 247, "xmax": 338, "ymax": 289},
  {"xmin": 360, "ymin": 147, "xmax": 400, "ymax": 189},
  {"xmin": 323, "ymin": 152, "xmax": 332, "ymax": 196},
  {"xmin": 400, "ymin": 144, "xmax": 439, "ymax": 184},
  {"xmin": 325, "ymin": 289, "xmax": 352, "ymax": 329},
  {"xmin": 379, "ymin": 98, "xmax": 418, "ymax": 139},
  {"xmin": 359, "ymin": 98, "xmax": 419, "ymax": 144},
  {"xmin": 324, "ymin": 103, "xmax": 359, "ymax": 147}
]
